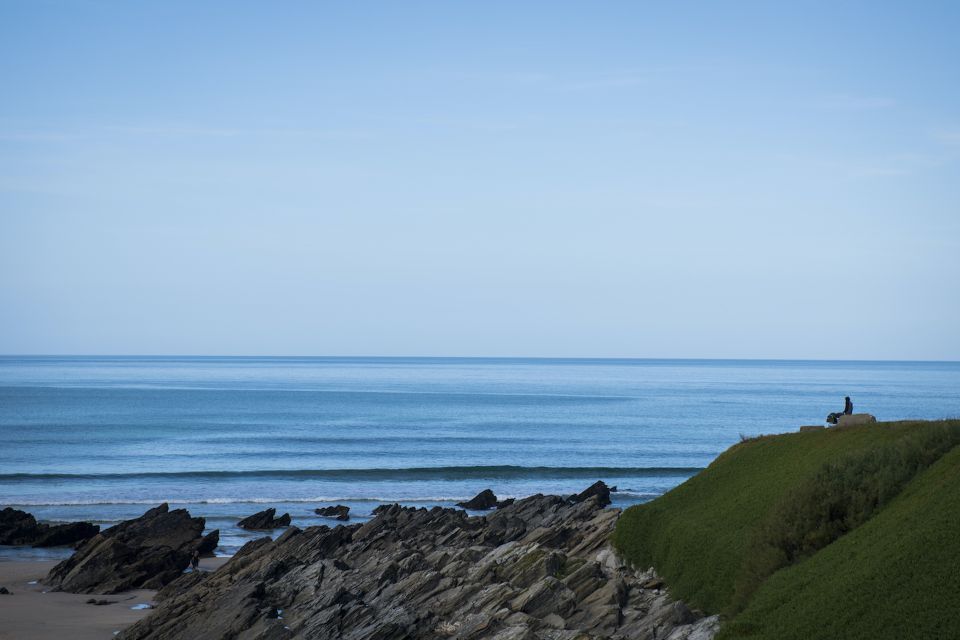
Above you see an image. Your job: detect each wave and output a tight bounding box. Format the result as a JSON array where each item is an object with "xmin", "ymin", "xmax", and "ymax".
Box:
[{"xmin": 0, "ymin": 465, "xmax": 703, "ymax": 482}]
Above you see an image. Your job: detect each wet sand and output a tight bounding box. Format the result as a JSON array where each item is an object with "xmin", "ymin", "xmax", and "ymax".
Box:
[{"xmin": 0, "ymin": 558, "xmax": 228, "ymax": 640}]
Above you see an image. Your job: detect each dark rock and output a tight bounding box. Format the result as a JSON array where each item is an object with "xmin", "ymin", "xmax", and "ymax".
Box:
[
  {"xmin": 118, "ymin": 483, "xmax": 719, "ymax": 640},
  {"xmin": 496, "ymin": 498, "xmax": 516, "ymax": 509},
  {"xmin": 315, "ymin": 505, "xmax": 350, "ymax": 521},
  {"xmin": 237, "ymin": 508, "xmax": 291, "ymax": 530},
  {"xmin": 32, "ymin": 522, "xmax": 101, "ymax": 548},
  {"xmin": 194, "ymin": 529, "xmax": 219, "ymax": 557},
  {"xmin": 457, "ymin": 489, "xmax": 499, "ymax": 510},
  {"xmin": 0, "ymin": 508, "xmax": 40, "ymax": 545},
  {"xmin": 45, "ymin": 503, "xmax": 206, "ymax": 594},
  {"xmin": 569, "ymin": 480, "xmax": 612, "ymax": 508},
  {"xmin": 0, "ymin": 586, "xmax": 11, "ymax": 595},
  {"xmin": 0, "ymin": 507, "xmax": 100, "ymax": 548},
  {"xmin": 86, "ymin": 598, "xmax": 117, "ymax": 605}
]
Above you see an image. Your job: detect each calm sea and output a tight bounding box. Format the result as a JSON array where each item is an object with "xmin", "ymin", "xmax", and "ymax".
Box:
[{"xmin": 2, "ymin": 356, "xmax": 959, "ymax": 559}]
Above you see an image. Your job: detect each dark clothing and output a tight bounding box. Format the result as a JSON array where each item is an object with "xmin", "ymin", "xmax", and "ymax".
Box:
[{"xmin": 844, "ymin": 398, "xmax": 853, "ymax": 415}]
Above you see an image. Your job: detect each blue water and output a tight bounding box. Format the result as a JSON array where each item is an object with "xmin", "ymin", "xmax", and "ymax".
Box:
[{"xmin": 2, "ymin": 356, "xmax": 959, "ymax": 558}]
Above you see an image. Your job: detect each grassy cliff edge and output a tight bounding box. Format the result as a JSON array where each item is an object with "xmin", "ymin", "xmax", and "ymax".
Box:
[{"xmin": 612, "ymin": 419, "xmax": 960, "ymax": 639}]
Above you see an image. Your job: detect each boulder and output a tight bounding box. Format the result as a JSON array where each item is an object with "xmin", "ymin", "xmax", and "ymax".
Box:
[
  {"xmin": 44, "ymin": 503, "xmax": 206, "ymax": 594},
  {"xmin": 0, "ymin": 507, "xmax": 99, "ymax": 548},
  {"xmin": 569, "ymin": 480, "xmax": 612, "ymax": 507},
  {"xmin": 237, "ymin": 508, "xmax": 291, "ymax": 530},
  {"xmin": 32, "ymin": 521, "xmax": 101, "ymax": 548},
  {"xmin": 194, "ymin": 529, "xmax": 220, "ymax": 557},
  {"xmin": 457, "ymin": 489, "xmax": 499, "ymax": 510},
  {"xmin": 315, "ymin": 505, "xmax": 350, "ymax": 521},
  {"xmin": 0, "ymin": 587, "xmax": 11, "ymax": 595},
  {"xmin": 0, "ymin": 508, "xmax": 39, "ymax": 545},
  {"xmin": 837, "ymin": 413, "xmax": 878, "ymax": 427},
  {"xmin": 119, "ymin": 483, "xmax": 714, "ymax": 640}
]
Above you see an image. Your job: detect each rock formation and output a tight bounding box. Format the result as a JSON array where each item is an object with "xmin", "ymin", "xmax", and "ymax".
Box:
[
  {"xmin": 120, "ymin": 484, "xmax": 719, "ymax": 639},
  {"xmin": 44, "ymin": 503, "xmax": 209, "ymax": 594},
  {"xmin": 570, "ymin": 480, "xmax": 612, "ymax": 508},
  {"xmin": 315, "ymin": 505, "xmax": 351, "ymax": 521},
  {"xmin": 238, "ymin": 508, "xmax": 292, "ymax": 530},
  {"xmin": 0, "ymin": 507, "xmax": 99, "ymax": 548},
  {"xmin": 457, "ymin": 488, "xmax": 499, "ymax": 510},
  {"xmin": 196, "ymin": 529, "xmax": 221, "ymax": 557}
]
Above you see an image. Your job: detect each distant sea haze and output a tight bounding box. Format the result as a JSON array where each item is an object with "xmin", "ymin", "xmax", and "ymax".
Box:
[{"xmin": 2, "ymin": 356, "xmax": 959, "ymax": 558}]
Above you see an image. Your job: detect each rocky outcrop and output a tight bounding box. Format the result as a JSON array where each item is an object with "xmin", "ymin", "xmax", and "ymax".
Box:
[
  {"xmin": 44, "ymin": 503, "xmax": 208, "ymax": 594},
  {"xmin": 0, "ymin": 507, "xmax": 99, "ymax": 548},
  {"xmin": 457, "ymin": 488, "xmax": 499, "ymax": 510},
  {"xmin": 120, "ymin": 484, "xmax": 718, "ymax": 640},
  {"xmin": 315, "ymin": 505, "xmax": 351, "ymax": 521},
  {"xmin": 570, "ymin": 480, "xmax": 612, "ymax": 508},
  {"xmin": 237, "ymin": 508, "xmax": 291, "ymax": 530},
  {"xmin": 196, "ymin": 529, "xmax": 220, "ymax": 557}
]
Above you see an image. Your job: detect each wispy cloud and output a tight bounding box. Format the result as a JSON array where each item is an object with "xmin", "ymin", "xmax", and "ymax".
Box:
[
  {"xmin": 932, "ymin": 127, "xmax": 960, "ymax": 146},
  {"xmin": 812, "ymin": 93, "xmax": 896, "ymax": 111},
  {"xmin": 419, "ymin": 65, "xmax": 713, "ymax": 93},
  {"xmin": 0, "ymin": 131, "xmax": 83, "ymax": 142},
  {"xmin": 844, "ymin": 152, "xmax": 945, "ymax": 178},
  {"xmin": 0, "ymin": 124, "xmax": 376, "ymax": 143}
]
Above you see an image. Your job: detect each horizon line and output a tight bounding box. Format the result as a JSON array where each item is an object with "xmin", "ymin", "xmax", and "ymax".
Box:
[{"xmin": 1, "ymin": 354, "xmax": 959, "ymax": 365}]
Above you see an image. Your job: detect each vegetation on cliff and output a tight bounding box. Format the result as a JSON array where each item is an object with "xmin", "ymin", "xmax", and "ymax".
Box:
[{"xmin": 612, "ymin": 419, "xmax": 960, "ymax": 639}]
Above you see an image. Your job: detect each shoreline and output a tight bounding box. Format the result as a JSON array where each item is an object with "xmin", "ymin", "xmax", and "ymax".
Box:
[{"xmin": 0, "ymin": 558, "xmax": 229, "ymax": 640}]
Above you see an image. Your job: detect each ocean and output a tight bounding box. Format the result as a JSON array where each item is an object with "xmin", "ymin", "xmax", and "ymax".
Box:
[{"xmin": 2, "ymin": 356, "xmax": 959, "ymax": 559}]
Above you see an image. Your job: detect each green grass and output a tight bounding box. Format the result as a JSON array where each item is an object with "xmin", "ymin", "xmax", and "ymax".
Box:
[
  {"xmin": 719, "ymin": 442, "xmax": 960, "ymax": 639},
  {"xmin": 611, "ymin": 419, "xmax": 960, "ymax": 617}
]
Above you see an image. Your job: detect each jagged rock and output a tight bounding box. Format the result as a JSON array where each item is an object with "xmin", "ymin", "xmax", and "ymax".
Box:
[
  {"xmin": 195, "ymin": 529, "xmax": 219, "ymax": 557},
  {"xmin": 496, "ymin": 498, "xmax": 516, "ymax": 509},
  {"xmin": 118, "ymin": 486, "xmax": 716, "ymax": 640},
  {"xmin": 0, "ymin": 507, "xmax": 99, "ymax": 548},
  {"xmin": 237, "ymin": 508, "xmax": 291, "ymax": 530},
  {"xmin": 0, "ymin": 508, "xmax": 39, "ymax": 545},
  {"xmin": 458, "ymin": 489, "xmax": 499, "ymax": 510},
  {"xmin": 568, "ymin": 481, "xmax": 611, "ymax": 508},
  {"xmin": 44, "ymin": 503, "xmax": 206, "ymax": 594},
  {"xmin": 32, "ymin": 521, "xmax": 101, "ymax": 548},
  {"xmin": 0, "ymin": 587, "xmax": 11, "ymax": 595},
  {"xmin": 315, "ymin": 505, "xmax": 350, "ymax": 520}
]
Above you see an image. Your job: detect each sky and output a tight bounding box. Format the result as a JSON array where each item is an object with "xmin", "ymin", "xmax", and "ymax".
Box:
[{"xmin": 1, "ymin": 1, "xmax": 958, "ymax": 359}]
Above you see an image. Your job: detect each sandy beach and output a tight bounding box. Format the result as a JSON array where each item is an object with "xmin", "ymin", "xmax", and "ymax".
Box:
[{"xmin": 0, "ymin": 558, "xmax": 228, "ymax": 640}]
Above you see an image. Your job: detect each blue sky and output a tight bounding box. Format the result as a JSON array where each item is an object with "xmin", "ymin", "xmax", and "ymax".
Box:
[{"xmin": 1, "ymin": 1, "xmax": 958, "ymax": 359}]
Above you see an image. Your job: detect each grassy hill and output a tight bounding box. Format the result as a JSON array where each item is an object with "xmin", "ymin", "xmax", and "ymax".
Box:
[{"xmin": 611, "ymin": 419, "xmax": 960, "ymax": 638}]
